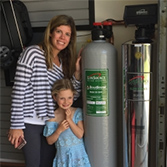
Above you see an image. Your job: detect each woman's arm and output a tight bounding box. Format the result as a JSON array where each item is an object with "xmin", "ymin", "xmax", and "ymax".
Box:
[
  {"xmin": 71, "ymin": 49, "xmax": 82, "ymax": 100},
  {"xmin": 74, "ymin": 53, "xmax": 82, "ymax": 81},
  {"xmin": 10, "ymin": 47, "xmax": 35, "ymax": 129},
  {"xmin": 8, "ymin": 48, "xmax": 34, "ymax": 147}
]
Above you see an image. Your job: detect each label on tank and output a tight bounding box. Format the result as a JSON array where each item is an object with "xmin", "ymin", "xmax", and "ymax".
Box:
[
  {"xmin": 85, "ymin": 69, "xmax": 109, "ymax": 116},
  {"xmin": 127, "ymin": 72, "xmax": 152, "ymax": 101}
]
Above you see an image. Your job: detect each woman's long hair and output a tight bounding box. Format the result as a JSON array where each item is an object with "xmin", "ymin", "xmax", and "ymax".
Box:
[{"xmin": 39, "ymin": 15, "xmax": 77, "ymax": 78}]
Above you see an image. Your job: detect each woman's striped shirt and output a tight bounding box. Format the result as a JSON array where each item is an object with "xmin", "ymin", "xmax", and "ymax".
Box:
[{"xmin": 10, "ymin": 45, "xmax": 81, "ymax": 129}]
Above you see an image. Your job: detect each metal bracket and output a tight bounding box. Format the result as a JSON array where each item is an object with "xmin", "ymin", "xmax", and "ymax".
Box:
[{"xmin": 157, "ymin": 0, "xmax": 167, "ymax": 166}]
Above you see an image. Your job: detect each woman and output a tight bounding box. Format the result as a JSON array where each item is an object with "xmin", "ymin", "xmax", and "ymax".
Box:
[{"xmin": 8, "ymin": 15, "xmax": 81, "ymax": 167}]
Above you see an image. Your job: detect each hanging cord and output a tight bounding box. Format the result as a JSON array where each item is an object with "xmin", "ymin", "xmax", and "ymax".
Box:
[
  {"xmin": 1, "ymin": 3, "xmax": 14, "ymax": 48},
  {"xmin": 9, "ymin": 0, "xmax": 24, "ymax": 50}
]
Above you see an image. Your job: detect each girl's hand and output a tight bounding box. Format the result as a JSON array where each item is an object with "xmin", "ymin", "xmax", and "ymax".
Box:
[
  {"xmin": 47, "ymin": 120, "xmax": 69, "ymax": 145},
  {"xmin": 8, "ymin": 129, "xmax": 24, "ymax": 148},
  {"xmin": 58, "ymin": 120, "xmax": 69, "ymax": 133},
  {"xmin": 65, "ymin": 109, "xmax": 72, "ymax": 121}
]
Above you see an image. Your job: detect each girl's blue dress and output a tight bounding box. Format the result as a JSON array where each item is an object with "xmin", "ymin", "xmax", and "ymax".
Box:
[{"xmin": 43, "ymin": 108, "xmax": 91, "ymax": 167}]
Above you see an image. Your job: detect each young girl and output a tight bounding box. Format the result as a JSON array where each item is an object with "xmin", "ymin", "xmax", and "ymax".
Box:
[{"xmin": 43, "ymin": 78, "xmax": 91, "ymax": 167}]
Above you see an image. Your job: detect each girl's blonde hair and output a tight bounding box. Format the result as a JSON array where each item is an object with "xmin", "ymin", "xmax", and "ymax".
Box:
[
  {"xmin": 39, "ymin": 15, "xmax": 77, "ymax": 78},
  {"xmin": 51, "ymin": 78, "xmax": 77, "ymax": 98}
]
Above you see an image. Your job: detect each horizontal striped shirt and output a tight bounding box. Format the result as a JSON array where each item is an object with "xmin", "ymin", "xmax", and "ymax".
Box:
[{"xmin": 10, "ymin": 45, "xmax": 81, "ymax": 129}]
